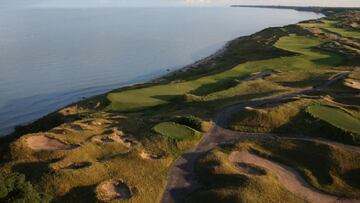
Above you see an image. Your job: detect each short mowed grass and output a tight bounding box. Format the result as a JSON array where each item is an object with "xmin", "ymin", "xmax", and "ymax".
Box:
[
  {"xmin": 106, "ymin": 33, "xmax": 342, "ymax": 112},
  {"xmin": 307, "ymin": 105, "xmax": 360, "ymax": 135},
  {"xmin": 153, "ymin": 122, "xmax": 200, "ymax": 140},
  {"xmin": 229, "ymin": 98, "xmax": 360, "ymax": 145}
]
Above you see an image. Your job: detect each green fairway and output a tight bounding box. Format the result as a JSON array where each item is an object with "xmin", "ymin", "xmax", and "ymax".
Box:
[
  {"xmin": 307, "ymin": 105, "xmax": 360, "ymax": 135},
  {"xmin": 153, "ymin": 122, "xmax": 199, "ymax": 140},
  {"xmin": 107, "ymin": 34, "xmax": 341, "ymax": 112}
]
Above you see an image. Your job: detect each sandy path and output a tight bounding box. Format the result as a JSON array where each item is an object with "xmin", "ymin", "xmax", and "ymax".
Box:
[{"xmin": 229, "ymin": 151, "xmax": 359, "ymax": 203}]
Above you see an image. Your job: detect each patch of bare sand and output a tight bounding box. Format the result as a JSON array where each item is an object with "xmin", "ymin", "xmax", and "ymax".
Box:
[
  {"xmin": 91, "ymin": 129, "xmax": 137, "ymax": 148},
  {"xmin": 344, "ymin": 78, "xmax": 360, "ymax": 90},
  {"xmin": 26, "ymin": 135, "xmax": 79, "ymax": 151},
  {"xmin": 229, "ymin": 151, "xmax": 358, "ymax": 203},
  {"xmin": 139, "ymin": 151, "xmax": 163, "ymax": 160},
  {"xmin": 96, "ymin": 179, "xmax": 132, "ymax": 201}
]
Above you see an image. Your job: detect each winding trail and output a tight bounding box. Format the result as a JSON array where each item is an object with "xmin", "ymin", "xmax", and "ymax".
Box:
[
  {"xmin": 160, "ymin": 72, "xmax": 359, "ymax": 203},
  {"xmin": 229, "ymin": 151, "xmax": 359, "ymax": 203}
]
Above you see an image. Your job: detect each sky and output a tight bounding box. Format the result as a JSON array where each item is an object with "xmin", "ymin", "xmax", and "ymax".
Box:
[{"xmin": 0, "ymin": 0, "xmax": 359, "ymax": 8}]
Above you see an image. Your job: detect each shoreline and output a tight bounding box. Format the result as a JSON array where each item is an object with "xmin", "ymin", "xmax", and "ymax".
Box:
[{"xmin": 1, "ymin": 5, "xmax": 333, "ymax": 139}]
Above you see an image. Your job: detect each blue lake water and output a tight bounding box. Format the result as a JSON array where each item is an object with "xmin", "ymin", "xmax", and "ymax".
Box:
[{"xmin": 0, "ymin": 6, "xmax": 322, "ymax": 135}]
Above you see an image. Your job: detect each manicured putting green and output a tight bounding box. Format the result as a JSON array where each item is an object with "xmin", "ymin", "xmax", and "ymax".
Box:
[
  {"xmin": 153, "ymin": 122, "xmax": 199, "ymax": 140},
  {"xmin": 307, "ymin": 105, "xmax": 360, "ymax": 135}
]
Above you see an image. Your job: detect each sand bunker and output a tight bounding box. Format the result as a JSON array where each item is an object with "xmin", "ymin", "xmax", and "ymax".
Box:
[
  {"xmin": 139, "ymin": 151, "xmax": 163, "ymax": 160},
  {"xmin": 58, "ymin": 162, "xmax": 92, "ymax": 171},
  {"xmin": 344, "ymin": 78, "xmax": 360, "ymax": 90},
  {"xmin": 26, "ymin": 135, "xmax": 79, "ymax": 151},
  {"xmin": 96, "ymin": 179, "xmax": 132, "ymax": 201},
  {"xmin": 83, "ymin": 119, "xmax": 112, "ymax": 127},
  {"xmin": 91, "ymin": 129, "xmax": 137, "ymax": 148}
]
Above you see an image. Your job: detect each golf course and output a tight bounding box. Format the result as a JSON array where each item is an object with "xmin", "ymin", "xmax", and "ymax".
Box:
[{"xmin": 0, "ymin": 6, "xmax": 359, "ymax": 203}]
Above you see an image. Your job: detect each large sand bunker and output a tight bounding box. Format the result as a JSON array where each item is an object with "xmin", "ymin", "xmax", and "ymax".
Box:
[
  {"xmin": 26, "ymin": 135, "xmax": 79, "ymax": 151},
  {"xmin": 96, "ymin": 179, "xmax": 132, "ymax": 201},
  {"xmin": 344, "ymin": 78, "xmax": 360, "ymax": 90}
]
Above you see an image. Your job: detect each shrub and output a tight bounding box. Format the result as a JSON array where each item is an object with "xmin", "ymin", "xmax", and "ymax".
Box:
[
  {"xmin": 176, "ymin": 115, "xmax": 203, "ymax": 131},
  {"xmin": 0, "ymin": 172, "xmax": 52, "ymax": 203}
]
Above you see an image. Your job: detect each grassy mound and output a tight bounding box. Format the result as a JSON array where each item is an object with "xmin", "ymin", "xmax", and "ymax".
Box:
[
  {"xmin": 229, "ymin": 99, "xmax": 360, "ymax": 145},
  {"xmin": 245, "ymin": 139, "xmax": 360, "ymax": 198},
  {"xmin": 229, "ymin": 99, "xmax": 309, "ymax": 133},
  {"xmin": 187, "ymin": 149, "xmax": 306, "ymax": 203},
  {"xmin": 153, "ymin": 122, "xmax": 200, "ymax": 140}
]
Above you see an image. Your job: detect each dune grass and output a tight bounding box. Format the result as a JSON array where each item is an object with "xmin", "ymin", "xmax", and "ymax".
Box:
[
  {"xmin": 153, "ymin": 122, "xmax": 200, "ymax": 140},
  {"xmin": 189, "ymin": 139, "xmax": 360, "ymax": 202},
  {"xmin": 187, "ymin": 148, "xmax": 307, "ymax": 203},
  {"xmin": 229, "ymin": 99, "xmax": 313, "ymax": 133}
]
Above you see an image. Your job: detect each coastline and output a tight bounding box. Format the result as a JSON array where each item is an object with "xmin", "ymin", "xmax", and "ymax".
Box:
[{"xmin": 1, "ymin": 5, "xmax": 332, "ymax": 139}]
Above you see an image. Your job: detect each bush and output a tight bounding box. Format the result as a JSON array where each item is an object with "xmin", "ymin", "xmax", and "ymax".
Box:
[
  {"xmin": 176, "ymin": 115, "xmax": 203, "ymax": 131},
  {"xmin": 0, "ymin": 172, "xmax": 51, "ymax": 203}
]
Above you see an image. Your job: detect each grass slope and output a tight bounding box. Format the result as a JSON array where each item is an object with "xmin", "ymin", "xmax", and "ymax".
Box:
[
  {"xmin": 153, "ymin": 122, "xmax": 200, "ymax": 140},
  {"xmin": 187, "ymin": 149, "xmax": 307, "ymax": 203},
  {"xmin": 244, "ymin": 139, "xmax": 360, "ymax": 198}
]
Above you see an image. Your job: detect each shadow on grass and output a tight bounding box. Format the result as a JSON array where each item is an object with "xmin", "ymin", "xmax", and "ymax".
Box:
[
  {"xmin": 275, "ymin": 110, "xmax": 359, "ymax": 146},
  {"xmin": 12, "ymin": 159, "xmax": 60, "ymax": 183},
  {"xmin": 344, "ymin": 168, "xmax": 360, "ymax": 188},
  {"xmin": 190, "ymin": 77, "xmax": 244, "ymax": 96},
  {"xmin": 55, "ymin": 184, "xmax": 98, "ymax": 203}
]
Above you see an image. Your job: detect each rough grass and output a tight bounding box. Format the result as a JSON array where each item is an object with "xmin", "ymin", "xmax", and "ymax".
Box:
[
  {"xmin": 153, "ymin": 122, "xmax": 200, "ymax": 140},
  {"xmin": 187, "ymin": 148, "xmax": 307, "ymax": 203},
  {"xmin": 229, "ymin": 99, "xmax": 313, "ymax": 133},
  {"xmin": 0, "ymin": 118, "xmax": 192, "ymax": 203},
  {"xmin": 302, "ymin": 20, "xmax": 360, "ymax": 39},
  {"xmin": 241, "ymin": 139, "xmax": 360, "ymax": 198}
]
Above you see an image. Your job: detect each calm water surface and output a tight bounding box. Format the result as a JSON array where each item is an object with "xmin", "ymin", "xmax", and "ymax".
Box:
[{"xmin": 0, "ymin": 7, "xmax": 322, "ymax": 135}]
